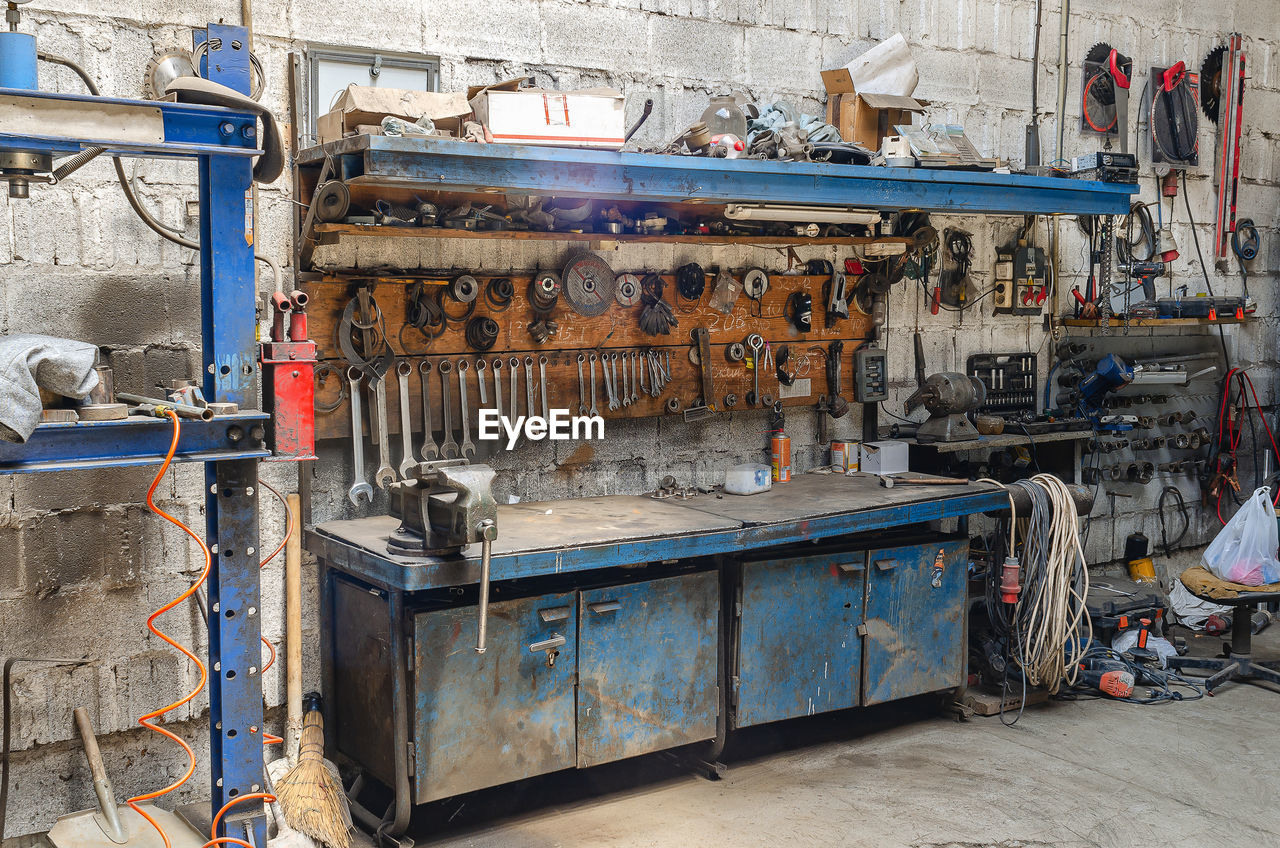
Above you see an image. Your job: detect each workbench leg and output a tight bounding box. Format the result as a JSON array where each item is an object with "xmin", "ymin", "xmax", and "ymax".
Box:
[
  {"xmin": 206, "ymin": 458, "xmax": 267, "ymax": 842},
  {"xmin": 386, "ymin": 590, "xmax": 413, "ymax": 842}
]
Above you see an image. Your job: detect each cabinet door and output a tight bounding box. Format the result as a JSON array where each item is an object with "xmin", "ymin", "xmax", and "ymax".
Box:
[
  {"xmin": 736, "ymin": 553, "xmax": 865, "ymax": 727},
  {"xmin": 412, "ymin": 592, "xmax": 577, "ymax": 803},
  {"xmin": 577, "ymin": 571, "xmax": 719, "ymax": 768},
  {"xmin": 862, "ymin": 540, "xmax": 968, "ymax": 706}
]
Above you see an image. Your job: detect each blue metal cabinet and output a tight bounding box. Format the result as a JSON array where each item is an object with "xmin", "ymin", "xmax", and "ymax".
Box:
[
  {"xmin": 735, "ymin": 552, "xmax": 865, "ymax": 727},
  {"xmin": 862, "ymin": 540, "xmax": 969, "ymax": 706},
  {"xmin": 412, "ymin": 592, "xmax": 578, "ymax": 802},
  {"xmin": 577, "ymin": 572, "xmax": 719, "ymax": 768}
]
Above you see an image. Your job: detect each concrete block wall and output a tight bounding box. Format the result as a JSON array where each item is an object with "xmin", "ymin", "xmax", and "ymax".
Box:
[{"xmin": 1, "ymin": 0, "xmax": 1277, "ymax": 835}]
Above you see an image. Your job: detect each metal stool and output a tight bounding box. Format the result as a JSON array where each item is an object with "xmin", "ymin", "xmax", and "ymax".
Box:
[{"xmin": 1167, "ymin": 566, "xmax": 1280, "ymax": 694}]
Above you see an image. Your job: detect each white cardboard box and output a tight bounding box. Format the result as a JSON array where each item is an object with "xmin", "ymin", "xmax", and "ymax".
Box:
[
  {"xmin": 860, "ymin": 440, "xmax": 909, "ymax": 475},
  {"xmin": 470, "ymin": 86, "xmax": 626, "ymax": 149}
]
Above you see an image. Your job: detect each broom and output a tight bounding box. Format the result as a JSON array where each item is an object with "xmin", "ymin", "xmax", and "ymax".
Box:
[{"xmin": 273, "ymin": 693, "xmax": 353, "ymax": 848}]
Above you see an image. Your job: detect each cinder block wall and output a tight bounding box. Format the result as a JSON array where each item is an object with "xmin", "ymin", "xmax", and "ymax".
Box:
[{"xmin": 1, "ymin": 0, "xmax": 1276, "ymax": 834}]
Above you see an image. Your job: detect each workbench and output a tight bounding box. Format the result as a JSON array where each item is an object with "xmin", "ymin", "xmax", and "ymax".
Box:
[{"xmin": 305, "ymin": 473, "xmax": 1007, "ymax": 832}]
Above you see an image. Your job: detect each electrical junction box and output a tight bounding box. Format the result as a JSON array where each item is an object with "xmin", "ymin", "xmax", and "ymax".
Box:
[{"xmin": 993, "ymin": 246, "xmax": 1046, "ymax": 316}]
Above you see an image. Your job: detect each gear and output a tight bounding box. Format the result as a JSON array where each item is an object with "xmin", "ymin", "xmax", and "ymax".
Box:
[{"xmin": 1200, "ymin": 45, "xmax": 1227, "ymax": 123}]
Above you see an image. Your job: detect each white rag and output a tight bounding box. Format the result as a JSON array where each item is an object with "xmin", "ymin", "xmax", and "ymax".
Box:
[{"xmin": 0, "ymin": 334, "xmax": 99, "ymax": 443}]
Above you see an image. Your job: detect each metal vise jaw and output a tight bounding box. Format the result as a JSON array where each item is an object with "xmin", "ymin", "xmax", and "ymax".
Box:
[{"xmin": 387, "ymin": 459, "xmax": 497, "ymax": 556}]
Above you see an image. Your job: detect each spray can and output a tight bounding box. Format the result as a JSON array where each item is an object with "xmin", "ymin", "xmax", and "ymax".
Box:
[{"xmin": 771, "ymin": 433, "xmax": 791, "ymax": 482}]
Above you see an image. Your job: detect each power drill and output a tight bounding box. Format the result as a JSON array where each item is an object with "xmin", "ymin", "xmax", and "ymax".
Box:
[
  {"xmin": 1128, "ymin": 261, "xmax": 1165, "ymax": 301},
  {"xmin": 1078, "ymin": 656, "xmax": 1135, "ymax": 698}
]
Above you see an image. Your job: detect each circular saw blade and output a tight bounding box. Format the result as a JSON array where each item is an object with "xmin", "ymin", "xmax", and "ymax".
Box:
[
  {"xmin": 1085, "ymin": 41, "xmax": 1114, "ymax": 66},
  {"xmin": 561, "ymin": 252, "xmax": 616, "ymax": 316},
  {"xmin": 1200, "ymin": 45, "xmax": 1227, "ymax": 123},
  {"xmin": 615, "ymin": 273, "xmax": 642, "ymax": 307}
]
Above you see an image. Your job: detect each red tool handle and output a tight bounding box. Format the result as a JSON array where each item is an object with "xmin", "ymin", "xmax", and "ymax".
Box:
[
  {"xmin": 1109, "ymin": 50, "xmax": 1130, "ymax": 89},
  {"xmin": 1161, "ymin": 61, "xmax": 1186, "ymax": 93},
  {"xmin": 930, "ymin": 287, "xmax": 941, "ymax": 315},
  {"xmin": 1071, "ymin": 287, "xmax": 1088, "ymax": 306}
]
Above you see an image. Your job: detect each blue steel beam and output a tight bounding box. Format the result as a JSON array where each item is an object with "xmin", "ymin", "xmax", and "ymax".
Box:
[
  {"xmin": 306, "ymin": 489, "xmax": 1009, "ymax": 593},
  {"xmin": 198, "ymin": 25, "xmax": 265, "ymax": 843},
  {"xmin": 0, "ymin": 88, "xmax": 261, "ymax": 158},
  {"xmin": 0, "ymin": 414, "xmax": 269, "ymax": 473},
  {"xmin": 305, "ymin": 134, "xmax": 1137, "ymax": 216}
]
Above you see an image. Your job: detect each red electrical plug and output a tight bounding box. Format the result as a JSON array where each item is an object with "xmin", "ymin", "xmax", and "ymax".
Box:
[{"xmin": 1000, "ymin": 556, "xmax": 1021, "ymax": 604}]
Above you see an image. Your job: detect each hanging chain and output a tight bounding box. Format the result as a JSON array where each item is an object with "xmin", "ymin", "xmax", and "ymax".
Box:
[{"xmin": 1098, "ymin": 215, "xmax": 1113, "ymax": 337}]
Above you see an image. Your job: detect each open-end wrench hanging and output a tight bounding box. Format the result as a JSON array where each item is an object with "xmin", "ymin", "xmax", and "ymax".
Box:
[
  {"xmin": 346, "ymin": 367, "xmax": 374, "ymax": 506},
  {"xmin": 523, "ymin": 356, "xmax": 535, "ymax": 421},
  {"xmin": 746, "ymin": 333, "xmax": 764, "ymax": 406},
  {"xmin": 603, "ymin": 354, "xmax": 617, "ymax": 411},
  {"xmin": 609, "ymin": 354, "xmax": 620, "ymax": 411},
  {"xmin": 620, "ymin": 352, "xmax": 630, "ymax": 407},
  {"xmin": 418, "ymin": 359, "xmax": 439, "ymax": 461},
  {"xmin": 438, "ymin": 359, "xmax": 460, "ymax": 459},
  {"xmin": 492, "ymin": 358, "xmax": 505, "ymax": 419},
  {"xmin": 476, "ymin": 358, "xmax": 489, "ymax": 406},
  {"xmin": 458, "ymin": 359, "xmax": 476, "ymax": 459},
  {"xmin": 539, "ymin": 355, "xmax": 550, "ymax": 419},
  {"xmin": 396, "ymin": 360, "xmax": 416, "ymax": 478},
  {"xmin": 629, "ymin": 351, "xmax": 639, "ymax": 405},
  {"xmin": 370, "ymin": 366, "xmax": 397, "ymax": 487},
  {"xmin": 589, "ymin": 353, "xmax": 599, "ymax": 416},
  {"xmin": 509, "ymin": 356, "xmax": 521, "ymax": 418},
  {"xmin": 638, "ymin": 350, "xmax": 648, "ymax": 396},
  {"xmin": 576, "ymin": 354, "xmax": 587, "ymax": 415}
]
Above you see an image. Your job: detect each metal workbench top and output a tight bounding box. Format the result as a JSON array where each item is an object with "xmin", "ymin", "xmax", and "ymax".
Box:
[{"xmin": 305, "ymin": 473, "xmax": 1007, "ymax": 592}]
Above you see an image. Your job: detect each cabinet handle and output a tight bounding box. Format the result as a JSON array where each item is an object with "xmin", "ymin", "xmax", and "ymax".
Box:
[
  {"xmin": 528, "ymin": 635, "xmax": 566, "ymax": 653},
  {"xmin": 837, "ymin": 562, "xmax": 864, "ymax": 573},
  {"xmin": 588, "ymin": 600, "xmax": 622, "ymax": 614},
  {"xmin": 538, "ymin": 607, "xmax": 571, "ymax": 623},
  {"xmin": 873, "ymin": 558, "xmax": 899, "ymax": 572}
]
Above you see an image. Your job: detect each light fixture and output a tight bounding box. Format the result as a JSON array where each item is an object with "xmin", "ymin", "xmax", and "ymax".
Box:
[{"xmin": 724, "ymin": 203, "xmax": 880, "ymax": 225}]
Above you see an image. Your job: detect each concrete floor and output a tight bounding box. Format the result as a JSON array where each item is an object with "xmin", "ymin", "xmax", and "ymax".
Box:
[{"xmin": 407, "ymin": 634, "xmax": 1280, "ymax": 848}]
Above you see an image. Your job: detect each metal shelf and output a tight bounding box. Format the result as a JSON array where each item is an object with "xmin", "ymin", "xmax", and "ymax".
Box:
[
  {"xmin": 312, "ymin": 222, "xmax": 909, "ymax": 248},
  {"xmin": 298, "ymin": 135, "xmax": 1137, "ymax": 216},
  {"xmin": 0, "ymin": 413, "xmax": 270, "ymax": 474}
]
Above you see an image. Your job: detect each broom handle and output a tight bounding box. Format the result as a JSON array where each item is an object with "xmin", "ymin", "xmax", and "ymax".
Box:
[{"xmin": 286, "ymin": 492, "xmax": 303, "ymax": 765}]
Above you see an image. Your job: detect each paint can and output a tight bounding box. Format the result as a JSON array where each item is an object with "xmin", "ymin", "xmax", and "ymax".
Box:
[
  {"xmin": 831, "ymin": 440, "xmax": 859, "ymax": 473},
  {"xmin": 771, "ymin": 433, "xmax": 791, "ymax": 482}
]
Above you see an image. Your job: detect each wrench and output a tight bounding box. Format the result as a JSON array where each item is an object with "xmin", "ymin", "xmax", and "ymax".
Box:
[
  {"xmin": 346, "ymin": 367, "xmax": 374, "ymax": 506},
  {"xmin": 458, "ymin": 359, "xmax": 476, "ymax": 459},
  {"xmin": 492, "ymin": 358, "xmax": 504, "ymax": 419},
  {"xmin": 638, "ymin": 351, "xmax": 647, "ymax": 396},
  {"xmin": 621, "ymin": 352, "xmax": 631, "ymax": 407},
  {"xmin": 371, "ymin": 368, "xmax": 397, "ymax": 488},
  {"xmin": 609, "ymin": 354, "xmax": 620, "ymax": 411},
  {"xmin": 476, "ymin": 358, "xmax": 489, "ymax": 406},
  {"xmin": 589, "ymin": 354, "xmax": 599, "ymax": 417},
  {"xmin": 747, "ymin": 333, "xmax": 764, "ymax": 406},
  {"xmin": 539, "ymin": 355, "xmax": 550, "ymax": 419},
  {"xmin": 523, "ymin": 356, "xmax": 535, "ymax": 421},
  {"xmin": 418, "ymin": 360, "xmax": 439, "ymax": 461},
  {"xmin": 509, "ymin": 356, "xmax": 521, "ymax": 418},
  {"xmin": 438, "ymin": 359, "xmax": 460, "ymax": 459},
  {"xmin": 629, "ymin": 351, "xmax": 639, "ymax": 405},
  {"xmin": 396, "ymin": 360, "xmax": 416, "ymax": 478},
  {"xmin": 576, "ymin": 354, "xmax": 587, "ymax": 415}
]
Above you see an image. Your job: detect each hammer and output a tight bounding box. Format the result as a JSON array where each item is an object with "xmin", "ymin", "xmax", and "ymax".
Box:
[{"xmin": 879, "ymin": 475, "xmax": 970, "ymax": 488}]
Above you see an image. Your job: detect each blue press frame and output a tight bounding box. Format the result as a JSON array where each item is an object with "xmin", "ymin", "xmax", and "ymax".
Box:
[{"xmin": 0, "ymin": 24, "xmax": 266, "ymax": 840}]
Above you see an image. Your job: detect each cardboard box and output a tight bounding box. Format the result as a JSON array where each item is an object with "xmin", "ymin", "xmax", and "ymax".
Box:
[
  {"xmin": 859, "ymin": 440, "xmax": 909, "ymax": 475},
  {"xmin": 469, "ymin": 79, "xmax": 625, "ymax": 150},
  {"xmin": 316, "ymin": 85, "xmax": 470, "ymax": 145},
  {"xmin": 823, "ymin": 87, "xmax": 926, "ymax": 150}
]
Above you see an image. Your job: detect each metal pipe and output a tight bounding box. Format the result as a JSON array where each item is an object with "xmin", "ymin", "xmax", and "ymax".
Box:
[
  {"xmin": 73, "ymin": 707, "xmax": 127, "ymax": 844},
  {"xmin": 285, "ymin": 492, "xmax": 303, "ymax": 764},
  {"xmin": 1054, "ymin": 0, "xmax": 1070, "ymax": 163},
  {"xmin": 117, "ymin": 393, "xmax": 215, "ymax": 421}
]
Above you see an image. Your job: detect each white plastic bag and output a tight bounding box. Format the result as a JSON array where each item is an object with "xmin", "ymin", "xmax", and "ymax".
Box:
[{"xmin": 1202, "ymin": 486, "xmax": 1280, "ymax": 585}]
